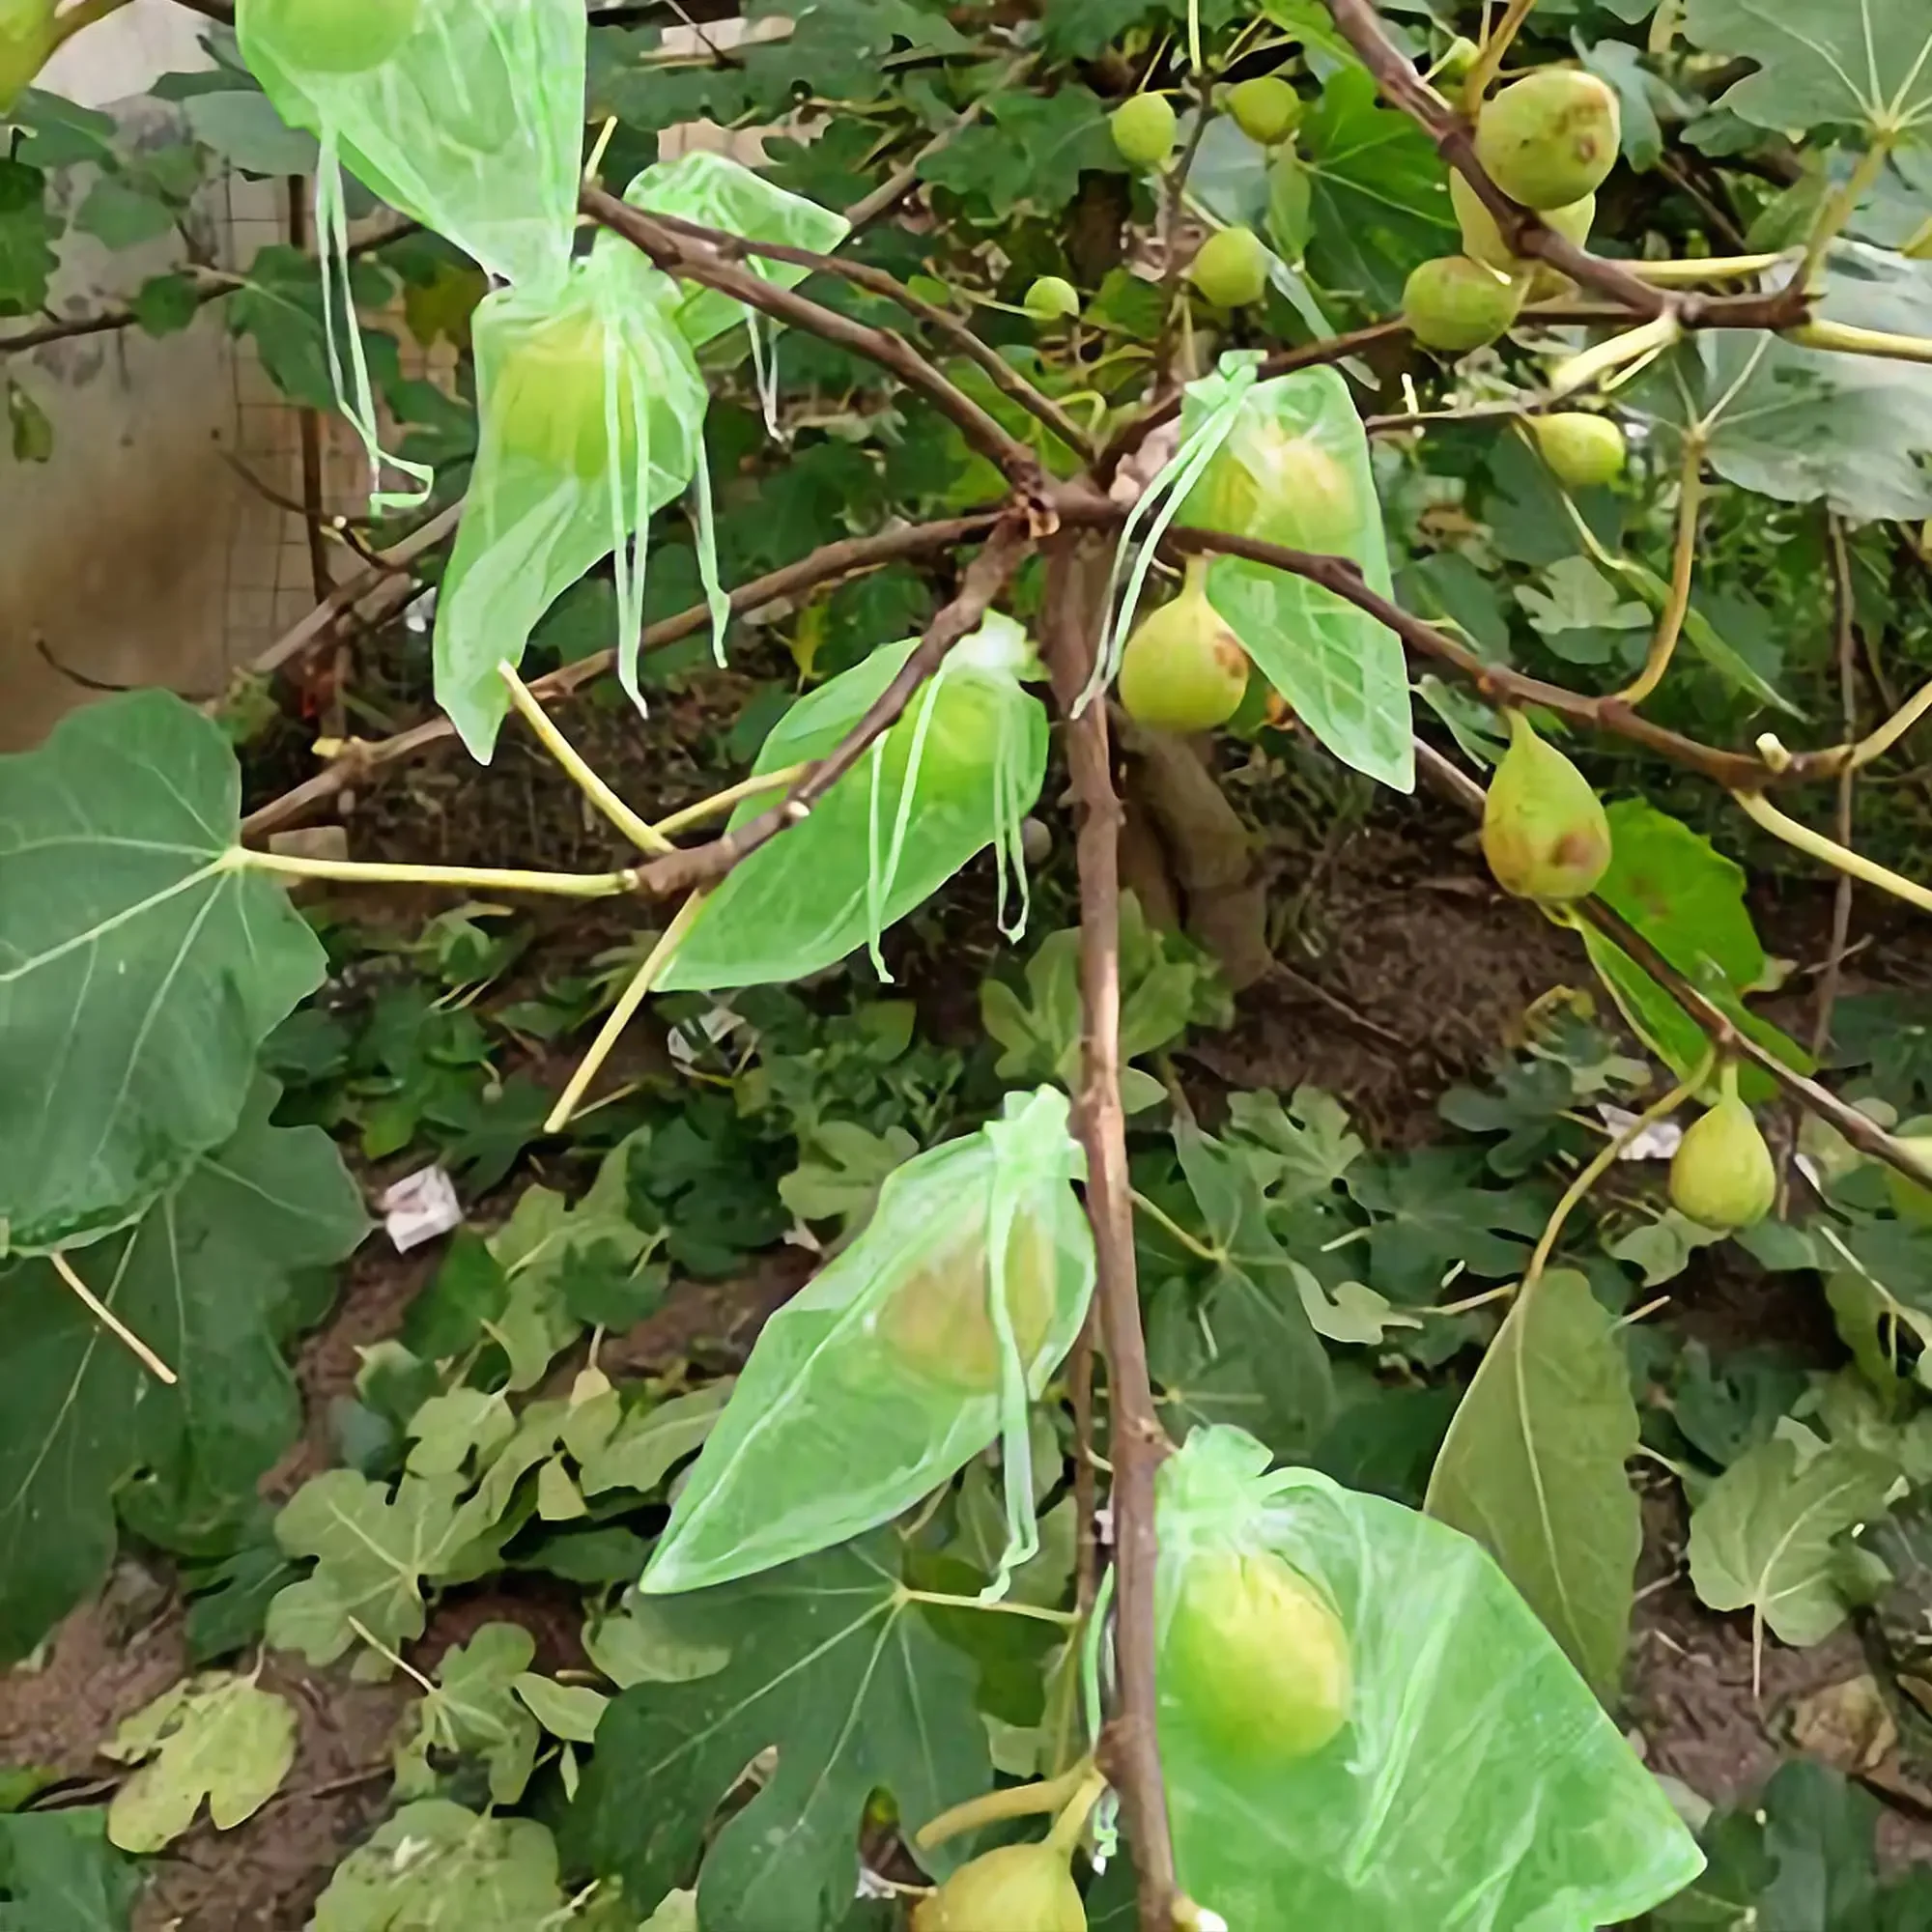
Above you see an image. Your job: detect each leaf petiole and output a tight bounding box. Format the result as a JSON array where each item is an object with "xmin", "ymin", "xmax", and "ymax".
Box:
[{"xmin": 231, "ymin": 847, "xmax": 639, "ymax": 899}]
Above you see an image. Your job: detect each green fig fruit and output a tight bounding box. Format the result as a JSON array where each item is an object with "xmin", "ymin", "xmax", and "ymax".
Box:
[
  {"xmin": 1475, "ymin": 68, "xmax": 1622, "ymax": 211},
  {"xmin": 1024, "ymin": 274, "xmax": 1081, "ymax": 322},
  {"xmin": 1161, "ymin": 1547, "xmax": 1351, "ymax": 1762},
  {"xmin": 1401, "ymin": 254, "xmax": 1522, "ymax": 354},
  {"xmin": 492, "ymin": 307, "xmax": 638, "ymax": 482},
  {"xmin": 1481, "ymin": 711, "xmax": 1611, "ymax": 902},
  {"xmin": 246, "ymin": 0, "xmax": 422, "ymax": 71},
  {"xmin": 1111, "ymin": 93, "xmax": 1178, "ymax": 170},
  {"xmin": 1188, "ymin": 225, "xmax": 1270, "ymax": 308},
  {"xmin": 1437, "ymin": 35, "xmax": 1481, "ymax": 82},
  {"xmin": 0, "ymin": 0, "xmax": 55, "ymax": 110},
  {"xmin": 1179, "ymin": 414, "xmax": 1358, "ymax": 557},
  {"xmin": 874, "ymin": 1215, "xmax": 1059, "ymax": 1392},
  {"xmin": 1530, "ymin": 412, "xmax": 1628, "ymax": 489},
  {"xmin": 913, "ymin": 1844, "xmax": 1086, "ymax": 1932},
  {"xmin": 1670, "ymin": 1081, "xmax": 1776, "ymax": 1231},
  {"xmin": 1119, "ymin": 560, "xmax": 1251, "ymax": 732},
  {"xmin": 1227, "ymin": 76, "xmax": 1303, "ymax": 147},
  {"xmin": 1449, "ymin": 171, "xmax": 1595, "ymax": 271},
  {"xmin": 1883, "ymin": 1117, "xmax": 1932, "ymax": 1224}
]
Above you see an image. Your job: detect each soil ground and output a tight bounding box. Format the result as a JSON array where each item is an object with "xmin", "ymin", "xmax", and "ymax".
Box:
[{"xmin": 9, "ymin": 677, "xmax": 1932, "ymax": 1926}]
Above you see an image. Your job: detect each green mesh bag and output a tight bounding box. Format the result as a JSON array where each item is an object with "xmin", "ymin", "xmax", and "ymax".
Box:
[
  {"xmin": 1152, "ymin": 1427, "xmax": 1704, "ymax": 1929},
  {"xmin": 640, "ymin": 1087, "xmax": 1094, "ymax": 1597},
  {"xmin": 657, "ymin": 611, "xmax": 1048, "ymax": 992},
  {"xmin": 432, "ymin": 242, "xmax": 710, "ymax": 760}
]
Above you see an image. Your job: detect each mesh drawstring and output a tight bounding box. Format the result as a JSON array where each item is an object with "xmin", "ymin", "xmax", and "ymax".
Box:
[
  {"xmin": 977, "ymin": 1156, "xmax": 1039, "ymax": 1604},
  {"xmin": 610, "ymin": 307, "xmax": 654, "ymax": 717},
  {"xmin": 865, "ymin": 665, "xmax": 947, "ymax": 980},
  {"xmin": 688, "ymin": 434, "xmax": 732, "ymax": 668}
]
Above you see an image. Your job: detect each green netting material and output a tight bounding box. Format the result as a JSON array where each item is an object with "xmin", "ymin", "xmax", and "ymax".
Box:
[
  {"xmin": 658, "ymin": 612, "xmax": 1048, "ymax": 992},
  {"xmin": 1153, "ymin": 1427, "xmax": 1705, "ymax": 1930},
  {"xmin": 640, "ymin": 1087, "xmax": 1094, "ymax": 1598},
  {"xmin": 431, "ymin": 243, "xmax": 709, "ymax": 761}
]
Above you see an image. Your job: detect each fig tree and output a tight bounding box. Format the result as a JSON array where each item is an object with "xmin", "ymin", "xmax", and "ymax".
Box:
[
  {"xmin": 1669, "ymin": 1077, "xmax": 1776, "ymax": 1231},
  {"xmin": 913, "ymin": 1843, "xmax": 1085, "ymax": 1932},
  {"xmin": 1450, "ymin": 171, "xmax": 1595, "ymax": 271},
  {"xmin": 1401, "ymin": 254, "xmax": 1521, "ymax": 354},
  {"xmin": 1530, "ymin": 412, "xmax": 1628, "ymax": 489},
  {"xmin": 1481, "ymin": 711, "xmax": 1611, "ymax": 903},
  {"xmin": 244, "ymin": 0, "xmax": 421, "ymax": 71},
  {"xmin": 1023, "ymin": 275, "xmax": 1080, "ymax": 322},
  {"xmin": 1161, "ymin": 1547, "xmax": 1351, "ymax": 1762},
  {"xmin": 491, "ymin": 307, "xmax": 636, "ymax": 483},
  {"xmin": 1179, "ymin": 414, "xmax": 1358, "ymax": 557},
  {"xmin": 1111, "ymin": 93, "xmax": 1177, "ymax": 170},
  {"xmin": 1119, "ymin": 560, "xmax": 1250, "ymax": 733},
  {"xmin": 1227, "ymin": 76, "xmax": 1302, "ymax": 148},
  {"xmin": 1475, "ymin": 68, "xmax": 1621, "ymax": 210},
  {"xmin": 1188, "ymin": 225, "xmax": 1270, "ymax": 308},
  {"xmin": 0, "ymin": 0, "xmax": 55, "ymax": 110},
  {"xmin": 873, "ymin": 1215, "xmax": 1059, "ymax": 1392}
]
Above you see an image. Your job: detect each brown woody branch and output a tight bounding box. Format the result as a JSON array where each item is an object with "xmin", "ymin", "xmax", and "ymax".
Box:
[
  {"xmin": 1410, "ymin": 739, "xmax": 1932, "ymax": 1195},
  {"xmin": 1319, "ymin": 0, "xmax": 1807, "ymax": 332},
  {"xmin": 582, "ymin": 185, "xmax": 1051, "ymax": 497},
  {"xmin": 242, "ymin": 511, "xmax": 1005, "ymax": 837},
  {"xmin": 640, "ymin": 208, "xmax": 1096, "ymax": 463},
  {"xmin": 1160, "ymin": 523, "xmax": 1845, "ymax": 790},
  {"xmin": 1043, "ymin": 530, "xmax": 1179, "ymax": 1931}
]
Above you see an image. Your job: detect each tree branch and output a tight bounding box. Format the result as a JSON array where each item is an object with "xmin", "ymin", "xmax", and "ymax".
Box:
[
  {"xmin": 582, "ymin": 185, "xmax": 1051, "ymax": 495},
  {"xmin": 1409, "ymin": 737, "xmax": 1932, "ymax": 1194},
  {"xmin": 1042, "ymin": 530, "xmax": 1177, "ymax": 1931},
  {"xmin": 640, "ymin": 207, "xmax": 1096, "ymax": 463},
  {"xmin": 241, "ymin": 512, "xmax": 1005, "ymax": 837}
]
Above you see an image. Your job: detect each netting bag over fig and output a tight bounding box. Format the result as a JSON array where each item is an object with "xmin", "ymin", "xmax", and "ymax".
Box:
[
  {"xmin": 432, "ymin": 242, "xmax": 709, "ymax": 760},
  {"xmin": 640, "ymin": 1086, "xmax": 1095, "ymax": 1597},
  {"xmin": 1151, "ymin": 1426, "xmax": 1704, "ymax": 1929}
]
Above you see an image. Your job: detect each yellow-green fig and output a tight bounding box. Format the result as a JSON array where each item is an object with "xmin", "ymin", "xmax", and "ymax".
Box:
[
  {"xmin": 1161, "ymin": 1548, "xmax": 1351, "ymax": 1762},
  {"xmin": 492, "ymin": 307, "xmax": 638, "ymax": 482},
  {"xmin": 1884, "ymin": 1117, "xmax": 1932, "ymax": 1224},
  {"xmin": 1475, "ymin": 68, "xmax": 1622, "ymax": 210},
  {"xmin": 1670, "ymin": 1075, "xmax": 1776, "ymax": 1231},
  {"xmin": 1450, "ymin": 171, "xmax": 1595, "ymax": 271},
  {"xmin": 1227, "ymin": 75, "xmax": 1302, "ymax": 147},
  {"xmin": 1024, "ymin": 274, "xmax": 1080, "ymax": 322},
  {"xmin": 1188, "ymin": 225, "xmax": 1270, "ymax": 308},
  {"xmin": 0, "ymin": 0, "xmax": 55, "ymax": 110},
  {"xmin": 874, "ymin": 1215, "xmax": 1059, "ymax": 1393},
  {"xmin": 245, "ymin": 0, "xmax": 422, "ymax": 71},
  {"xmin": 1111, "ymin": 93, "xmax": 1178, "ymax": 170},
  {"xmin": 1437, "ymin": 35, "xmax": 1481, "ymax": 82},
  {"xmin": 1530, "ymin": 412, "xmax": 1628, "ymax": 489},
  {"xmin": 913, "ymin": 1844, "xmax": 1086, "ymax": 1932},
  {"xmin": 1119, "ymin": 559, "xmax": 1251, "ymax": 733},
  {"xmin": 1178, "ymin": 414, "xmax": 1358, "ymax": 557},
  {"xmin": 1402, "ymin": 254, "xmax": 1522, "ymax": 354},
  {"xmin": 1481, "ymin": 711, "xmax": 1611, "ymax": 902}
]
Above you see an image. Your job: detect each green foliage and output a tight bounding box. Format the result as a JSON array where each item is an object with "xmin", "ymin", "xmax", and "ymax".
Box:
[{"xmin": 0, "ymin": 1810, "xmax": 140, "ymax": 1931}]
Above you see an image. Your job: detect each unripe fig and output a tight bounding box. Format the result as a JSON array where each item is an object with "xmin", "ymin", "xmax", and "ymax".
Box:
[
  {"xmin": 1179, "ymin": 414, "xmax": 1358, "ymax": 557},
  {"xmin": 1437, "ymin": 35, "xmax": 1481, "ymax": 82},
  {"xmin": 1481, "ymin": 711, "xmax": 1611, "ymax": 903},
  {"xmin": 244, "ymin": 0, "xmax": 421, "ymax": 71},
  {"xmin": 1449, "ymin": 171, "xmax": 1595, "ymax": 271},
  {"xmin": 873, "ymin": 1215, "xmax": 1059, "ymax": 1392},
  {"xmin": 1475, "ymin": 69, "xmax": 1621, "ymax": 211},
  {"xmin": 913, "ymin": 1843, "xmax": 1085, "ymax": 1932},
  {"xmin": 1227, "ymin": 76, "xmax": 1302, "ymax": 148},
  {"xmin": 1530, "ymin": 412, "xmax": 1627, "ymax": 489},
  {"xmin": 1111, "ymin": 93, "xmax": 1177, "ymax": 170},
  {"xmin": 1023, "ymin": 275, "xmax": 1080, "ymax": 322},
  {"xmin": 0, "ymin": 0, "xmax": 55, "ymax": 110},
  {"xmin": 492, "ymin": 307, "xmax": 637, "ymax": 482},
  {"xmin": 1885, "ymin": 1120, "xmax": 1932, "ymax": 1223},
  {"xmin": 1187, "ymin": 225, "xmax": 1270, "ymax": 308},
  {"xmin": 1161, "ymin": 1548, "xmax": 1351, "ymax": 1762},
  {"xmin": 1402, "ymin": 254, "xmax": 1522, "ymax": 354},
  {"xmin": 1670, "ymin": 1081, "xmax": 1776, "ymax": 1231},
  {"xmin": 1119, "ymin": 559, "xmax": 1250, "ymax": 733}
]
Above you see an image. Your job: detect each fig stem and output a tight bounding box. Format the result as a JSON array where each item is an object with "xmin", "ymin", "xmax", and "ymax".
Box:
[
  {"xmin": 1731, "ymin": 789, "xmax": 1932, "ymax": 919},
  {"xmin": 898, "ymin": 1588, "xmax": 1082, "ymax": 1628},
  {"xmin": 1613, "ymin": 435, "xmax": 1704, "ymax": 705},
  {"xmin": 1520, "ymin": 1046, "xmax": 1715, "ymax": 1293},
  {"xmin": 913, "ymin": 1758, "xmax": 1095, "ymax": 1851},
  {"xmin": 648, "ymin": 762, "xmax": 809, "ymax": 838},
  {"xmin": 1043, "ymin": 1764, "xmax": 1112, "ymax": 1855},
  {"xmin": 1789, "ymin": 318, "xmax": 1932, "ymax": 368},
  {"xmin": 1843, "ymin": 678, "xmax": 1932, "ymax": 773},
  {"xmin": 1548, "ymin": 309, "xmax": 1683, "ymax": 399},
  {"xmin": 1461, "ymin": 0, "xmax": 1537, "ymax": 112},
  {"xmin": 1799, "ymin": 135, "xmax": 1893, "ymax": 290},
  {"xmin": 1129, "ymin": 1189, "xmax": 1223, "ymax": 1264},
  {"xmin": 497, "ymin": 659, "xmax": 675, "ymax": 856}
]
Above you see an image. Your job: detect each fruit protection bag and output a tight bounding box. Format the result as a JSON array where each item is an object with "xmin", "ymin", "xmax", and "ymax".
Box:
[
  {"xmin": 236, "ymin": 0, "xmax": 585, "ymax": 502},
  {"xmin": 657, "ymin": 612, "xmax": 1048, "ymax": 992},
  {"xmin": 640, "ymin": 1086, "xmax": 1094, "ymax": 1597},
  {"xmin": 1104, "ymin": 351, "xmax": 1413, "ymax": 792},
  {"xmin": 432, "ymin": 242, "xmax": 710, "ymax": 760},
  {"xmin": 1152, "ymin": 1427, "xmax": 1703, "ymax": 1930}
]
